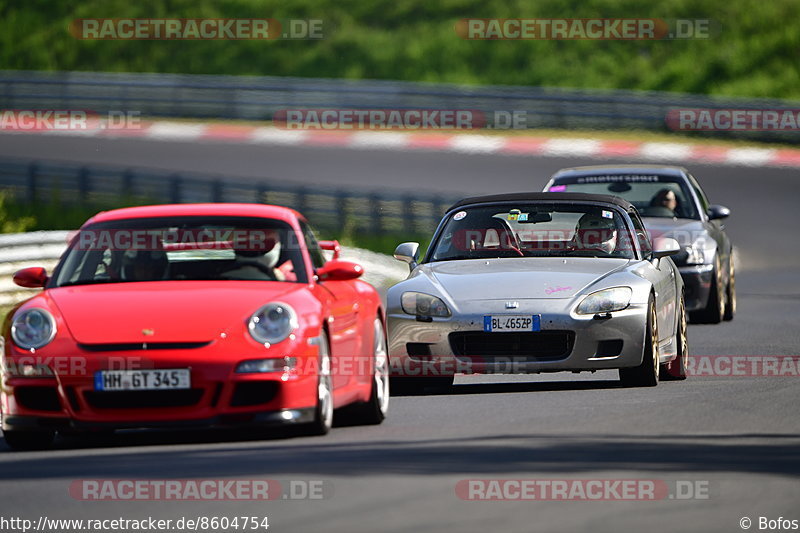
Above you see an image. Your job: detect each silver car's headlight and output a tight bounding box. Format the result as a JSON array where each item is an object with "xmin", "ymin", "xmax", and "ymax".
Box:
[
  {"xmin": 401, "ymin": 292, "xmax": 451, "ymax": 317},
  {"xmin": 576, "ymin": 287, "xmax": 633, "ymax": 315},
  {"xmin": 248, "ymin": 303, "xmax": 298, "ymax": 345},
  {"xmin": 11, "ymin": 308, "xmax": 57, "ymax": 350}
]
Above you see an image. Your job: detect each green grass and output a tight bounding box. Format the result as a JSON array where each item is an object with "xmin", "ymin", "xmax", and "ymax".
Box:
[{"xmin": 1, "ymin": 0, "xmax": 799, "ymax": 99}]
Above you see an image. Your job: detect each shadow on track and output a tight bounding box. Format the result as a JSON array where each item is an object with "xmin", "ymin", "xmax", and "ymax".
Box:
[
  {"xmin": 3, "ymin": 431, "xmax": 799, "ymax": 480},
  {"xmin": 392, "ymin": 379, "xmax": 624, "ymax": 397}
]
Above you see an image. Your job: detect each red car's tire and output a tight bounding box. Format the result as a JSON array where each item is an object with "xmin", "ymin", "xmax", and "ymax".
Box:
[
  {"xmin": 303, "ymin": 333, "xmax": 333, "ymax": 436},
  {"xmin": 336, "ymin": 317, "xmax": 390, "ymax": 426}
]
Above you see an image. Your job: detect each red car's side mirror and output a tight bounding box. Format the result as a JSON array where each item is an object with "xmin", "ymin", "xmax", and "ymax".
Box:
[
  {"xmin": 13, "ymin": 267, "xmax": 49, "ymax": 288},
  {"xmin": 316, "ymin": 260, "xmax": 363, "ymax": 282},
  {"xmin": 319, "ymin": 240, "xmax": 341, "ymax": 261}
]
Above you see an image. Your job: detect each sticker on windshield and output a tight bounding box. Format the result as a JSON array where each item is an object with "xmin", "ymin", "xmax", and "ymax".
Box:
[
  {"xmin": 518, "ymin": 213, "xmax": 529, "ymax": 221},
  {"xmin": 602, "ymin": 210, "xmax": 614, "ymax": 219},
  {"xmin": 507, "ymin": 209, "xmax": 521, "ymax": 221},
  {"xmin": 550, "ymin": 185, "xmax": 567, "ymax": 192},
  {"xmin": 453, "ymin": 211, "xmax": 467, "ymax": 221}
]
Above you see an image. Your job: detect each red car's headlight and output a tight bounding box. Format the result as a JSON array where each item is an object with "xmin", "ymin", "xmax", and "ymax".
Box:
[
  {"xmin": 248, "ymin": 303, "xmax": 298, "ymax": 345},
  {"xmin": 11, "ymin": 308, "xmax": 57, "ymax": 350}
]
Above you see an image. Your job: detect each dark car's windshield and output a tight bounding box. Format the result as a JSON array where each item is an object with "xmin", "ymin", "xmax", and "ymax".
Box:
[
  {"xmin": 428, "ymin": 203, "xmax": 637, "ymax": 262},
  {"xmin": 52, "ymin": 216, "xmax": 308, "ymax": 287},
  {"xmin": 549, "ymin": 174, "xmax": 700, "ymax": 220}
]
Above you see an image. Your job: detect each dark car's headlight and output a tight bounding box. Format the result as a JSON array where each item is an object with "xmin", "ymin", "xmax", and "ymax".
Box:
[
  {"xmin": 11, "ymin": 308, "xmax": 57, "ymax": 350},
  {"xmin": 684, "ymin": 242, "xmax": 708, "ymax": 265},
  {"xmin": 683, "ymin": 236, "xmax": 715, "ymax": 265},
  {"xmin": 401, "ymin": 292, "xmax": 451, "ymax": 317},
  {"xmin": 248, "ymin": 303, "xmax": 298, "ymax": 345},
  {"xmin": 576, "ymin": 287, "xmax": 632, "ymax": 315}
]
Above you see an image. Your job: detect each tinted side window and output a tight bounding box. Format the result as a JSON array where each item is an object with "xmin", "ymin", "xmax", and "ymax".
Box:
[
  {"xmin": 629, "ymin": 211, "xmax": 652, "ymax": 258},
  {"xmin": 688, "ymin": 174, "xmax": 710, "ymax": 214},
  {"xmin": 301, "ymin": 221, "xmax": 326, "ymax": 269}
]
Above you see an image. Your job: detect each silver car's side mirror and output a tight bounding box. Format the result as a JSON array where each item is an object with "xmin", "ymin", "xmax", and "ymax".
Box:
[
  {"xmin": 651, "ymin": 237, "xmax": 681, "ymax": 259},
  {"xmin": 394, "ymin": 242, "xmax": 420, "ymax": 270}
]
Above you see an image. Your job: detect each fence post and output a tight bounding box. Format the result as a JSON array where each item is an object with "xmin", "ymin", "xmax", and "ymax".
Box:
[
  {"xmin": 296, "ymin": 186, "xmax": 307, "ymax": 215},
  {"xmin": 336, "ymin": 191, "xmax": 348, "ymax": 230},
  {"xmin": 402, "ymin": 195, "xmax": 415, "ymax": 235},
  {"xmin": 212, "ymin": 179, "xmax": 224, "ymax": 202},
  {"xmin": 433, "ymin": 196, "xmax": 447, "ymax": 231},
  {"xmin": 121, "ymin": 169, "xmax": 134, "ymax": 199},
  {"xmin": 368, "ymin": 194, "xmax": 382, "ymax": 234},
  {"xmin": 169, "ymin": 174, "xmax": 182, "ymax": 203},
  {"xmin": 26, "ymin": 162, "xmax": 38, "ymax": 204},
  {"xmin": 256, "ymin": 184, "xmax": 267, "ymax": 204},
  {"xmin": 77, "ymin": 166, "xmax": 90, "ymax": 203}
]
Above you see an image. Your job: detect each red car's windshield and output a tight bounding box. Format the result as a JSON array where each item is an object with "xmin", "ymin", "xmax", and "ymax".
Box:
[{"xmin": 51, "ymin": 216, "xmax": 309, "ymax": 286}]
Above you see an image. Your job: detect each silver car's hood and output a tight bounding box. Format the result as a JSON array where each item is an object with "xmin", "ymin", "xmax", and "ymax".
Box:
[
  {"xmin": 418, "ymin": 257, "xmax": 630, "ymax": 300},
  {"xmin": 642, "ymin": 217, "xmax": 706, "ymax": 246}
]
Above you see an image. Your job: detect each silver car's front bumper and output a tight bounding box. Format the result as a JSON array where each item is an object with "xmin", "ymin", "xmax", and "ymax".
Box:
[{"xmin": 387, "ymin": 299, "xmax": 648, "ymax": 376}]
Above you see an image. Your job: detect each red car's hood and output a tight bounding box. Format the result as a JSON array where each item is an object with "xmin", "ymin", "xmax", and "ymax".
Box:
[{"xmin": 48, "ymin": 281, "xmax": 303, "ymax": 344}]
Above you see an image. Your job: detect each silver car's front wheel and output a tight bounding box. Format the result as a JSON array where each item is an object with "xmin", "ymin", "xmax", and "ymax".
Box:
[{"xmin": 619, "ymin": 296, "xmax": 660, "ymax": 387}]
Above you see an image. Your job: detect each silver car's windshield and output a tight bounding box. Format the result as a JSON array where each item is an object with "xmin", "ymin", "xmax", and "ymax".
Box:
[
  {"xmin": 428, "ymin": 203, "xmax": 636, "ymax": 262},
  {"xmin": 550, "ymin": 175, "xmax": 699, "ymax": 219}
]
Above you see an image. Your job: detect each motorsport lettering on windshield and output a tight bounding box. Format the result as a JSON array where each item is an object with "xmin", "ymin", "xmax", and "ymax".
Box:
[{"xmin": 576, "ymin": 175, "xmax": 661, "ymax": 183}]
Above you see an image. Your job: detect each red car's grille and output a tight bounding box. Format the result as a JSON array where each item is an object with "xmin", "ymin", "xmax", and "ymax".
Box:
[
  {"xmin": 83, "ymin": 389, "xmax": 205, "ymax": 409},
  {"xmin": 230, "ymin": 382, "xmax": 280, "ymax": 407},
  {"xmin": 15, "ymin": 386, "xmax": 62, "ymax": 412}
]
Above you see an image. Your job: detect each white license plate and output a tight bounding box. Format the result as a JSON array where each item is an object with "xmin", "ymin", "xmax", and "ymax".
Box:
[
  {"xmin": 95, "ymin": 369, "xmax": 191, "ymax": 391},
  {"xmin": 483, "ymin": 315, "xmax": 541, "ymax": 332}
]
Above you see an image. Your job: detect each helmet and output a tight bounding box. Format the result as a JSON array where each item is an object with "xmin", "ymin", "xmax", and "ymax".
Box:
[
  {"xmin": 121, "ymin": 249, "xmax": 168, "ymax": 281},
  {"xmin": 574, "ymin": 213, "xmax": 618, "ymax": 254},
  {"xmin": 233, "ymin": 229, "xmax": 281, "ymax": 268}
]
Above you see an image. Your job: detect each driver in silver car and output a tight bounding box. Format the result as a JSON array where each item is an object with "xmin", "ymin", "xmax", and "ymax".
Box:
[{"xmin": 572, "ymin": 213, "xmax": 618, "ymax": 255}]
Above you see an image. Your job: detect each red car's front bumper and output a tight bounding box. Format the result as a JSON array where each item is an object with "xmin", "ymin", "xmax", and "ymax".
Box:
[{"xmin": 1, "ymin": 336, "xmax": 320, "ymax": 432}]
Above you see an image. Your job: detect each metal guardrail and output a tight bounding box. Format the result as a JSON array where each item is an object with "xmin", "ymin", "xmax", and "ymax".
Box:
[
  {"xmin": 0, "ymin": 231, "xmax": 64, "ymax": 306},
  {"xmin": 0, "ymin": 157, "xmax": 456, "ymax": 236},
  {"xmin": 1, "ymin": 70, "xmax": 799, "ymax": 143}
]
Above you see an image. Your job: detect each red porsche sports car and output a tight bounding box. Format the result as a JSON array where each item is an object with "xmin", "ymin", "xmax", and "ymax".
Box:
[{"xmin": 1, "ymin": 203, "xmax": 389, "ymax": 450}]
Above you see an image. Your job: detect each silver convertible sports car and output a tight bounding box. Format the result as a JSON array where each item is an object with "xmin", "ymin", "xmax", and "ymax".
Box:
[{"xmin": 386, "ymin": 192, "xmax": 688, "ymax": 392}]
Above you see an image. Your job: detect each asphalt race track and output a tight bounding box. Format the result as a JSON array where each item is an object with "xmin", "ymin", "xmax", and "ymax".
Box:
[{"xmin": 1, "ymin": 132, "xmax": 799, "ymax": 533}]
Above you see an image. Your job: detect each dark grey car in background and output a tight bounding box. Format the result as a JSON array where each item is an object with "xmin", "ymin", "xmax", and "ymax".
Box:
[{"xmin": 544, "ymin": 165, "xmax": 735, "ymax": 324}]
